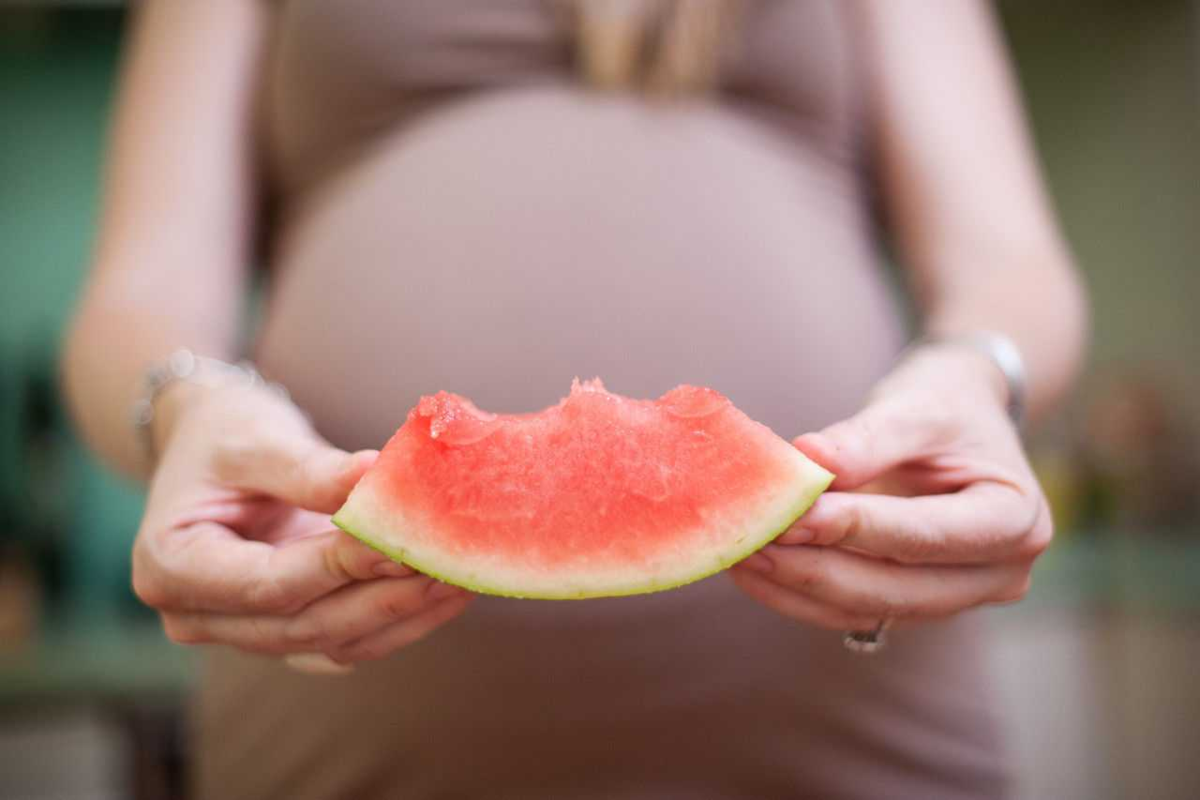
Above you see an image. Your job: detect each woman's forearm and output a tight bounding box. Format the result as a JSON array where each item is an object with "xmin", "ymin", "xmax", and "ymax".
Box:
[
  {"xmin": 61, "ymin": 1, "xmax": 267, "ymax": 478},
  {"xmin": 918, "ymin": 249, "xmax": 1089, "ymax": 422},
  {"xmin": 855, "ymin": 0, "xmax": 1089, "ymax": 421},
  {"xmin": 62, "ymin": 279, "xmax": 242, "ymax": 478}
]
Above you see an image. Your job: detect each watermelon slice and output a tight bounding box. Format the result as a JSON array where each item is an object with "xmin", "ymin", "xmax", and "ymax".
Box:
[{"xmin": 333, "ymin": 379, "xmax": 833, "ymax": 599}]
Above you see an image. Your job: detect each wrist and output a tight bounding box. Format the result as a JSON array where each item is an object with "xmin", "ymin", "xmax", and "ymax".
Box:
[
  {"xmin": 912, "ymin": 341, "xmax": 1009, "ymax": 408},
  {"xmin": 905, "ymin": 331, "xmax": 1026, "ymax": 425},
  {"xmin": 133, "ymin": 349, "xmax": 289, "ymax": 473},
  {"xmin": 149, "ymin": 379, "xmax": 224, "ymax": 456}
]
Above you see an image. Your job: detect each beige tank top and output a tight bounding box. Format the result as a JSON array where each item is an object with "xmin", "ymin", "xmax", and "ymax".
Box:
[{"xmin": 194, "ymin": 2, "xmax": 1009, "ymax": 797}]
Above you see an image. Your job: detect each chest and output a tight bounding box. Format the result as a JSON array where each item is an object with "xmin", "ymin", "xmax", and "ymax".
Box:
[{"xmin": 261, "ymin": 0, "xmax": 864, "ymax": 194}]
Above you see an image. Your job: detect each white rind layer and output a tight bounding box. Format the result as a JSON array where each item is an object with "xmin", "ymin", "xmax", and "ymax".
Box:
[{"xmin": 332, "ymin": 449, "xmax": 834, "ymax": 600}]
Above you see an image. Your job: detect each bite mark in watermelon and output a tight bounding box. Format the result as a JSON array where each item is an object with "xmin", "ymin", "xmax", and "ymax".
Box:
[{"xmin": 333, "ymin": 379, "xmax": 834, "ymax": 599}]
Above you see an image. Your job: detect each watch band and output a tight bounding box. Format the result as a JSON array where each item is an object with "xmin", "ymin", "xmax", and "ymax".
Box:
[{"xmin": 916, "ymin": 331, "xmax": 1027, "ymax": 426}]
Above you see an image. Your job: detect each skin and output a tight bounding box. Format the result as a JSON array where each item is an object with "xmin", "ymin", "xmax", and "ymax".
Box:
[
  {"xmin": 62, "ymin": 0, "xmax": 1086, "ymax": 667},
  {"xmin": 732, "ymin": 346, "xmax": 1052, "ymax": 630},
  {"xmin": 61, "ymin": 2, "xmax": 472, "ymax": 671},
  {"xmin": 729, "ymin": 0, "xmax": 1087, "ymax": 628},
  {"xmin": 136, "ymin": 382, "xmax": 472, "ymax": 669}
]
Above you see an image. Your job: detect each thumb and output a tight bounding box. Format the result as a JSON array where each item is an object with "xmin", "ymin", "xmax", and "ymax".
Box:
[
  {"xmin": 217, "ymin": 438, "xmax": 379, "ymax": 513},
  {"xmin": 793, "ymin": 397, "xmax": 943, "ymax": 491}
]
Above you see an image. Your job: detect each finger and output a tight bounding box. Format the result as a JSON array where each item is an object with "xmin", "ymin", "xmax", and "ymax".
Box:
[
  {"xmin": 285, "ymin": 653, "xmax": 356, "ymax": 676},
  {"xmin": 747, "ymin": 544, "xmax": 1029, "ymax": 620},
  {"xmin": 141, "ymin": 525, "xmax": 401, "ymax": 614},
  {"xmin": 728, "ymin": 567, "xmax": 882, "ymax": 631},
  {"xmin": 283, "ymin": 575, "xmax": 466, "ymax": 649},
  {"xmin": 854, "ymin": 462, "xmax": 972, "ymax": 497},
  {"xmin": 215, "ymin": 437, "xmax": 377, "ymax": 514},
  {"xmin": 793, "ymin": 396, "xmax": 953, "ymax": 490},
  {"xmin": 160, "ymin": 576, "xmax": 464, "ymax": 655},
  {"xmin": 777, "ymin": 483, "xmax": 1048, "ymax": 564},
  {"xmin": 331, "ymin": 592, "xmax": 474, "ymax": 663}
]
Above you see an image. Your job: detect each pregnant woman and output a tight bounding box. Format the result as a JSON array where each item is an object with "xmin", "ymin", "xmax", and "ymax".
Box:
[{"xmin": 64, "ymin": 2, "xmax": 1086, "ymax": 797}]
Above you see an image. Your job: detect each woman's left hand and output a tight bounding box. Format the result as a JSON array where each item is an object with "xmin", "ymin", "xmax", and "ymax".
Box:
[{"xmin": 729, "ymin": 343, "xmax": 1053, "ymax": 631}]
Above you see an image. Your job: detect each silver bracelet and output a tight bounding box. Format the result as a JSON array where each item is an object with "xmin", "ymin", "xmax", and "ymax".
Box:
[
  {"xmin": 911, "ymin": 331, "xmax": 1027, "ymax": 426},
  {"xmin": 131, "ymin": 348, "xmax": 286, "ymax": 467}
]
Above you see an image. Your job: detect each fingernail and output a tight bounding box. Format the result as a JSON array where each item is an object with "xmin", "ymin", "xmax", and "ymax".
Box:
[
  {"xmin": 739, "ymin": 552, "xmax": 774, "ymax": 573},
  {"xmin": 285, "ymin": 653, "xmax": 355, "ymax": 676},
  {"xmin": 780, "ymin": 525, "xmax": 814, "ymax": 545},
  {"xmin": 427, "ymin": 581, "xmax": 466, "ymax": 601},
  {"xmin": 373, "ymin": 560, "xmax": 412, "ymax": 578}
]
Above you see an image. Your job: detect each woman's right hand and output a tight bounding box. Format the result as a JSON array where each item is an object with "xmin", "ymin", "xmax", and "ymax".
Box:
[{"xmin": 132, "ymin": 381, "xmax": 473, "ymax": 671}]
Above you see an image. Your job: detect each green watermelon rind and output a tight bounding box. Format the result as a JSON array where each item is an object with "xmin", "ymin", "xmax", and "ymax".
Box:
[{"xmin": 331, "ymin": 458, "xmax": 834, "ymax": 600}]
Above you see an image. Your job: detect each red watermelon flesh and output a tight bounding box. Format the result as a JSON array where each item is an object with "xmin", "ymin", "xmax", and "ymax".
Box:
[{"xmin": 333, "ymin": 379, "xmax": 833, "ymax": 599}]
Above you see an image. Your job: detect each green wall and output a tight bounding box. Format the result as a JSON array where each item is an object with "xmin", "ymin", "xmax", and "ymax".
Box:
[{"xmin": 1, "ymin": 11, "xmax": 143, "ymax": 621}]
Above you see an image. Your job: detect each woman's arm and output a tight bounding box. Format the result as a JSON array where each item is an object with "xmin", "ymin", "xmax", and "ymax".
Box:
[
  {"xmin": 856, "ymin": 0, "xmax": 1088, "ymax": 418},
  {"xmin": 63, "ymin": 0, "xmax": 265, "ymax": 477},
  {"xmin": 62, "ymin": 2, "xmax": 471, "ymax": 669},
  {"xmin": 731, "ymin": 1, "xmax": 1088, "ymax": 631}
]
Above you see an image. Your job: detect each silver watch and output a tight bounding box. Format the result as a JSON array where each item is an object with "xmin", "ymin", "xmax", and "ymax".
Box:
[{"xmin": 131, "ymin": 348, "xmax": 284, "ymax": 466}]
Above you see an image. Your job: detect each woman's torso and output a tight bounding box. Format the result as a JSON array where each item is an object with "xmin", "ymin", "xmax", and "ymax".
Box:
[{"xmin": 195, "ymin": 3, "xmax": 1008, "ymax": 797}]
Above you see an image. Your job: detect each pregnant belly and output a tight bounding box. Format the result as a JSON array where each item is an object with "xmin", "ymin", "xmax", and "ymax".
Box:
[
  {"xmin": 229, "ymin": 91, "xmax": 1008, "ymax": 799},
  {"xmin": 256, "ymin": 85, "xmax": 905, "ymax": 450}
]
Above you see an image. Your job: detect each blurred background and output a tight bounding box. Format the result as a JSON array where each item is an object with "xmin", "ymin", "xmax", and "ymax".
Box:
[{"xmin": 0, "ymin": 2, "xmax": 1197, "ymax": 798}]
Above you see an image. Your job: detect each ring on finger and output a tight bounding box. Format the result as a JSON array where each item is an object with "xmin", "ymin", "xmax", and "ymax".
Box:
[{"xmin": 842, "ymin": 618, "xmax": 891, "ymax": 655}]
